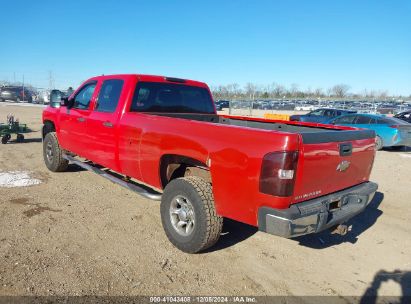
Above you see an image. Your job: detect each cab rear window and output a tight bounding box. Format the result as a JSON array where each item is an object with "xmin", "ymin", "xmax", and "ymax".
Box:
[{"xmin": 130, "ymin": 82, "xmax": 215, "ymax": 114}]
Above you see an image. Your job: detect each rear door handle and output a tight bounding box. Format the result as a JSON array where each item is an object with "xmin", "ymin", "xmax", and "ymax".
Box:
[
  {"xmin": 77, "ymin": 117, "xmax": 86, "ymax": 122},
  {"xmin": 102, "ymin": 121, "xmax": 113, "ymax": 128}
]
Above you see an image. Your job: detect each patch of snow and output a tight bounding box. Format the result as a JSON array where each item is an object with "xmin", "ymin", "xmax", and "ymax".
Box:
[
  {"xmin": 399, "ymin": 153, "xmax": 411, "ymax": 158},
  {"xmin": 0, "ymin": 171, "xmax": 41, "ymax": 188}
]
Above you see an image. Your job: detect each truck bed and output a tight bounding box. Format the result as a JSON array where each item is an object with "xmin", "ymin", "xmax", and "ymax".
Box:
[
  {"xmin": 149, "ymin": 113, "xmax": 375, "ymax": 143},
  {"xmin": 146, "ymin": 112, "xmax": 376, "ymax": 206}
]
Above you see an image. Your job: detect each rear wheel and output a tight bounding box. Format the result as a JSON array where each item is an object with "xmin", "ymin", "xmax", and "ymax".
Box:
[
  {"xmin": 160, "ymin": 176, "xmax": 223, "ymax": 253},
  {"xmin": 375, "ymin": 136, "xmax": 383, "ymax": 150},
  {"xmin": 1, "ymin": 134, "xmax": 11, "ymax": 144},
  {"xmin": 43, "ymin": 132, "xmax": 69, "ymax": 172}
]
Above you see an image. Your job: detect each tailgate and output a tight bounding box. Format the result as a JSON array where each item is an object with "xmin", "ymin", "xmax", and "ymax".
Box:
[{"xmin": 292, "ymin": 130, "xmax": 376, "ymax": 203}]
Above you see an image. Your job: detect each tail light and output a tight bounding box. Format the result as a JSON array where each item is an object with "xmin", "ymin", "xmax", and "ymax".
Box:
[
  {"xmin": 389, "ymin": 125, "xmax": 399, "ymax": 129},
  {"xmin": 259, "ymin": 151, "xmax": 298, "ymax": 197}
]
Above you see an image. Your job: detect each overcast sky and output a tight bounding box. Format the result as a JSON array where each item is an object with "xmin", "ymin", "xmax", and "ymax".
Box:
[{"xmin": 0, "ymin": 0, "xmax": 410, "ymax": 95}]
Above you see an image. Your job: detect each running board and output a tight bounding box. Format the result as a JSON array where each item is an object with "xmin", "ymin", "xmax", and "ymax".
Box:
[{"xmin": 63, "ymin": 155, "xmax": 162, "ymax": 201}]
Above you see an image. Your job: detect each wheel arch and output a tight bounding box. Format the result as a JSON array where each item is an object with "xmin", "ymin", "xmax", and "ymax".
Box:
[
  {"xmin": 42, "ymin": 120, "xmax": 56, "ymax": 139},
  {"xmin": 159, "ymin": 154, "xmax": 211, "ymax": 189}
]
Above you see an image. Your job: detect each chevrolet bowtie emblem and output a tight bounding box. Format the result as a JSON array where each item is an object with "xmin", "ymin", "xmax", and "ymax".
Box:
[{"xmin": 337, "ymin": 160, "xmax": 350, "ymax": 172}]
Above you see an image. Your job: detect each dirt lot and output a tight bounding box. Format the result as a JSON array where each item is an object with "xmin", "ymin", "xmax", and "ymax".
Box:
[{"xmin": 0, "ymin": 103, "xmax": 410, "ymax": 301}]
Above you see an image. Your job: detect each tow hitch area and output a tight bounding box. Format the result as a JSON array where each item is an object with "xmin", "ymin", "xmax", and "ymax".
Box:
[
  {"xmin": 258, "ymin": 181, "xmax": 377, "ymax": 238},
  {"xmin": 330, "ymin": 224, "xmax": 352, "ymax": 236}
]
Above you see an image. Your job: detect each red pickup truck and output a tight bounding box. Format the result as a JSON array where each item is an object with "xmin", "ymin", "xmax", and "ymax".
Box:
[{"xmin": 42, "ymin": 74, "xmax": 378, "ymax": 253}]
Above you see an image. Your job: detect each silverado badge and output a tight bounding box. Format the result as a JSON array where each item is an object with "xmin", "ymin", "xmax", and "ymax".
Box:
[{"xmin": 337, "ymin": 160, "xmax": 351, "ymax": 172}]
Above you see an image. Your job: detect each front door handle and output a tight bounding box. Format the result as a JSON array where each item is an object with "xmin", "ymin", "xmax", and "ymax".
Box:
[
  {"xmin": 102, "ymin": 121, "xmax": 113, "ymax": 128},
  {"xmin": 77, "ymin": 117, "xmax": 86, "ymax": 122}
]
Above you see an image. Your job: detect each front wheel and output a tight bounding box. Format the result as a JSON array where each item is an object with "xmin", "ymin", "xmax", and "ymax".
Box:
[
  {"xmin": 160, "ymin": 176, "xmax": 223, "ymax": 253},
  {"xmin": 43, "ymin": 132, "xmax": 69, "ymax": 172}
]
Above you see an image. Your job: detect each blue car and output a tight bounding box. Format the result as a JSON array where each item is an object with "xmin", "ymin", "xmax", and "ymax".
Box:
[
  {"xmin": 290, "ymin": 108, "xmax": 356, "ymax": 123},
  {"xmin": 328, "ymin": 113, "xmax": 411, "ymax": 150}
]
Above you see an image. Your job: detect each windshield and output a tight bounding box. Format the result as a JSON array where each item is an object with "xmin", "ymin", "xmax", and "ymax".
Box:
[{"xmin": 130, "ymin": 82, "xmax": 215, "ymax": 114}]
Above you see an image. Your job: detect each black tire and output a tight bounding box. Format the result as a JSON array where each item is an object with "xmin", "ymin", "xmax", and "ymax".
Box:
[
  {"xmin": 43, "ymin": 132, "xmax": 69, "ymax": 172},
  {"xmin": 160, "ymin": 176, "xmax": 223, "ymax": 253},
  {"xmin": 16, "ymin": 134, "xmax": 24, "ymax": 143},
  {"xmin": 390, "ymin": 146, "xmax": 406, "ymax": 151},
  {"xmin": 1, "ymin": 134, "xmax": 10, "ymax": 144},
  {"xmin": 375, "ymin": 136, "xmax": 383, "ymax": 151}
]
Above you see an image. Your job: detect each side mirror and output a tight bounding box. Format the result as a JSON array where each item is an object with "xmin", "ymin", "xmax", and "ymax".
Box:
[
  {"xmin": 50, "ymin": 90, "xmax": 62, "ymax": 108},
  {"xmin": 50, "ymin": 90, "xmax": 75, "ymax": 108},
  {"xmin": 61, "ymin": 97, "xmax": 75, "ymax": 108}
]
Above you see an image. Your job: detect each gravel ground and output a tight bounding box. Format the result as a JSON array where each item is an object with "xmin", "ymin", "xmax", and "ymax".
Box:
[{"xmin": 0, "ymin": 103, "xmax": 410, "ymax": 301}]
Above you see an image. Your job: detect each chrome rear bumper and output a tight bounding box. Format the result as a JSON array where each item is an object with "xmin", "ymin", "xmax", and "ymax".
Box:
[{"xmin": 258, "ymin": 182, "xmax": 378, "ymax": 238}]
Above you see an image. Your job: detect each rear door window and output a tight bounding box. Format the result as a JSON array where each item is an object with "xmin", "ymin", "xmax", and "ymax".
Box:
[
  {"xmin": 323, "ymin": 110, "xmax": 335, "ymax": 117},
  {"xmin": 333, "ymin": 115, "xmax": 356, "ymax": 124},
  {"xmin": 95, "ymin": 79, "xmax": 124, "ymax": 113},
  {"xmin": 354, "ymin": 116, "xmax": 372, "ymax": 124}
]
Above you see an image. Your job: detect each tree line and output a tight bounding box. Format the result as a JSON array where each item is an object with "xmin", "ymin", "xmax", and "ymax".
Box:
[
  {"xmin": 210, "ymin": 83, "xmax": 408, "ymax": 100},
  {"xmin": 2, "ymin": 79, "xmax": 409, "ymax": 101}
]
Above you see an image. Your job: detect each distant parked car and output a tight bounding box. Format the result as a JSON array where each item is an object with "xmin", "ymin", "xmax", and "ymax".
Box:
[
  {"xmin": 290, "ymin": 108, "xmax": 356, "ymax": 123},
  {"xmin": 329, "ymin": 113, "xmax": 411, "ymax": 150},
  {"xmin": 295, "ymin": 104, "xmax": 317, "ymax": 111},
  {"xmin": 34, "ymin": 91, "xmax": 50, "ymax": 104},
  {"xmin": 394, "ymin": 110, "xmax": 411, "ymax": 123},
  {"xmin": 215, "ymin": 100, "xmax": 230, "ymax": 111},
  {"xmin": 0, "ymin": 87, "xmax": 33, "ymax": 103}
]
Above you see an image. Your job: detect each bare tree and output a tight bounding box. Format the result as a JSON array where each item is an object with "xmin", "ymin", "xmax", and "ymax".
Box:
[
  {"xmin": 245, "ymin": 82, "xmax": 258, "ymax": 100},
  {"xmin": 331, "ymin": 84, "xmax": 350, "ymax": 98},
  {"xmin": 377, "ymin": 90, "xmax": 388, "ymax": 99},
  {"xmin": 271, "ymin": 83, "xmax": 285, "ymax": 98},
  {"xmin": 228, "ymin": 83, "xmax": 241, "ymax": 98},
  {"xmin": 314, "ymin": 88, "xmax": 323, "ymax": 97},
  {"xmin": 306, "ymin": 87, "xmax": 313, "ymax": 97},
  {"xmin": 367, "ymin": 90, "xmax": 376, "ymax": 98},
  {"xmin": 210, "ymin": 81, "xmax": 402, "ymax": 101},
  {"xmin": 290, "ymin": 83, "xmax": 299, "ymax": 98}
]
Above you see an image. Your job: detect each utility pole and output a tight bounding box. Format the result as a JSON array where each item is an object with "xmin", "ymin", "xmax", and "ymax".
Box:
[
  {"xmin": 22, "ymin": 74, "xmax": 25, "ymax": 101},
  {"xmin": 48, "ymin": 71, "xmax": 54, "ymax": 90}
]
